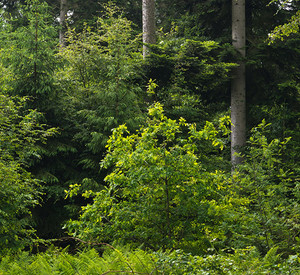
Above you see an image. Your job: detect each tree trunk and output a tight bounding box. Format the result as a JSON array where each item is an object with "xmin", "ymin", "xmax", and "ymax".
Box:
[
  {"xmin": 59, "ymin": 0, "xmax": 68, "ymax": 47},
  {"xmin": 142, "ymin": 0, "xmax": 156, "ymax": 58},
  {"xmin": 231, "ymin": 0, "xmax": 246, "ymax": 166}
]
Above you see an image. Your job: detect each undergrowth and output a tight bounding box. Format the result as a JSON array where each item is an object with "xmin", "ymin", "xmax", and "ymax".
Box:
[{"xmin": 0, "ymin": 245, "xmax": 299, "ymax": 274}]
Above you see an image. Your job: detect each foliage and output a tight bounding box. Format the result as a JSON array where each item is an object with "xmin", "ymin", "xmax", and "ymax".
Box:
[
  {"xmin": 0, "ymin": 0, "xmax": 58, "ymax": 103},
  {"xmin": 153, "ymin": 0, "xmax": 231, "ymax": 41},
  {"xmin": 44, "ymin": 0, "xmax": 142, "ymax": 32},
  {"xmin": 57, "ymin": 4, "xmax": 144, "ymax": 175},
  {"xmin": 0, "ymin": 245, "xmax": 299, "ymax": 274},
  {"xmin": 0, "ymin": 245, "xmax": 157, "ymax": 275},
  {"xmin": 267, "ymin": 0, "xmax": 300, "ymax": 43},
  {"xmin": 268, "ymin": 10, "xmax": 300, "ymax": 42},
  {"xmin": 66, "ymin": 113, "xmax": 299, "ymax": 259},
  {"xmin": 0, "ymin": 0, "xmax": 83, "ymax": 239},
  {"xmin": 144, "ymin": 34, "xmax": 237, "ymax": 122},
  {"xmin": 246, "ymin": 39, "xmax": 300, "ymax": 149},
  {"xmin": 153, "ymin": 246, "xmax": 300, "ymax": 274},
  {"xmin": 230, "ymin": 120, "xmax": 300, "ymax": 256},
  {"xmin": 0, "ymin": 94, "xmax": 56, "ymax": 255},
  {"xmin": 0, "ymin": 0, "xmax": 298, "ymax": 266},
  {"xmin": 66, "ymin": 103, "xmax": 233, "ymax": 253},
  {"xmin": 0, "ymin": 0, "xmax": 69, "ymax": 187}
]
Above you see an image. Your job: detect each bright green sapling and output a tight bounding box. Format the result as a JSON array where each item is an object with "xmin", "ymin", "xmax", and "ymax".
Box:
[{"xmin": 66, "ymin": 102, "xmax": 233, "ymax": 253}]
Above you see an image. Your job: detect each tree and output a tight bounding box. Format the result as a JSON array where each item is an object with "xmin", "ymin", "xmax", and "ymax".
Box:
[
  {"xmin": 66, "ymin": 103, "xmax": 232, "ymax": 253},
  {"xmin": 231, "ymin": 0, "xmax": 246, "ymax": 166},
  {"xmin": 0, "ymin": 0, "xmax": 81, "ymax": 239},
  {"xmin": 57, "ymin": 4, "xmax": 144, "ymax": 185},
  {"xmin": 0, "ymin": 94, "xmax": 56, "ymax": 255},
  {"xmin": 142, "ymin": 0, "xmax": 156, "ymax": 58},
  {"xmin": 0, "ymin": 0, "xmax": 58, "ymax": 104}
]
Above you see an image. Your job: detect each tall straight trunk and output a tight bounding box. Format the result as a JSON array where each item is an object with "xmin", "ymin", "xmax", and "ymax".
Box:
[
  {"xmin": 59, "ymin": 0, "xmax": 67, "ymax": 47},
  {"xmin": 142, "ymin": 0, "xmax": 155, "ymax": 58},
  {"xmin": 231, "ymin": 0, "xmax": 246, "ymax": 166}
]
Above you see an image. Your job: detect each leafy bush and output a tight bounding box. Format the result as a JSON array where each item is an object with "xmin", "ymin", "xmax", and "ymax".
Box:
[
  {"xmin": 0, "ymin": 94, "xmax": 56, "ymax": 255},
  {"xmin": 66, "ymin": 102, "xmax": 233, "ymax": 253},
  {"xmin": 229, "ymin": 120, "xmax": 300, "ymax": 256}
]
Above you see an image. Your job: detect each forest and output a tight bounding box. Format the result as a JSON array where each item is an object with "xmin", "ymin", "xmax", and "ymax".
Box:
[{"xmin": 0, "ymin": 0, "xmax": 299, "ymax": 274}]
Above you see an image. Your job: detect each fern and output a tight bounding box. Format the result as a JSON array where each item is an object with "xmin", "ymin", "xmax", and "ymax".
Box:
[{"xmin": 1, "ymin": 246, "xmax": 299, "ymax": 275}]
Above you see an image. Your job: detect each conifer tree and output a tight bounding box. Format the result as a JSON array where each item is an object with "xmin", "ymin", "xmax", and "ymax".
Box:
[
  {"xmin": 142, "ymin": 0, "xmax": 155, "ymax": 58},
  {"xmin": 231, "ymin": 0, "xmax": 246, "ymax": 166}
]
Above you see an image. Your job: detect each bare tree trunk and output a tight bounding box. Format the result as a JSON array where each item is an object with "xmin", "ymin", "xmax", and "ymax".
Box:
[
  {"xmin": 59, "ymin": 0, "xmax": 67, "ymax": 47},
  {"xmin": 142, "ymin": 0, "xmax": 155, "ymax": 58},
  {"xmin": 231, "ymin": 0, "xmax": 246, "ymax": 166}
]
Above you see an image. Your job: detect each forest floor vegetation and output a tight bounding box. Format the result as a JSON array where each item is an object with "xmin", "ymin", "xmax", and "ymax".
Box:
[{"xmin": 0, "ymin": 244, "xmax": 299, "ymax": 275}]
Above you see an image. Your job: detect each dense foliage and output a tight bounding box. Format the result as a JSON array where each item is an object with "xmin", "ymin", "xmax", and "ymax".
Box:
[
  {"xmin": 66, "ymin": 103, "xmax": 232, "ymax": 253},
  {"xmin": 57, "ymin": 5, "xmax": 144, "ymax": 175},
  {"xmin": 0, "ymin": 0, "xmax": 299, "ymax": 272},
  {"xmin": 0, "ymin": 94, "xmax": 55, "ymax": 255},
  {"xmin": 0, "ymin": 245, "xmax": 299, "ymax": 274},
  {"xmin": 66, "ymin": 104, "xmax": 299, "ymax": 257}
]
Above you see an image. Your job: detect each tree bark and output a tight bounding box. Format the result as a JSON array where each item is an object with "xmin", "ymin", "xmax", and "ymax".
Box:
[
  {"xmin": 231, "ymin": 0, "xmax": 246, "ymax": 166},
  {"xmin": 142, "ymin": 0, "xmax": 156, "ymax": 58},
  {"xmin": 59, "ymin": 0, "xmax": 68, "ymax": 47}
]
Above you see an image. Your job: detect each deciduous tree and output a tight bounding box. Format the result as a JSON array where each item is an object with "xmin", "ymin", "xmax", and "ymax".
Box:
[{"xmin": 66, "ymin": 103, "xmax": 232, "ymax": 253}]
